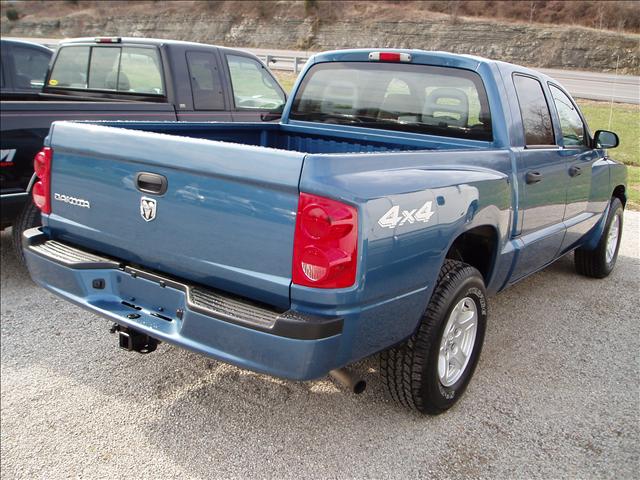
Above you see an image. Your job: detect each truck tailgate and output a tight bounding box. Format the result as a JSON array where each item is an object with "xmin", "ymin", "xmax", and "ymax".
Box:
[{"xmin": 45, "ymin": 122, "xmax": 304, "ymax": 308}]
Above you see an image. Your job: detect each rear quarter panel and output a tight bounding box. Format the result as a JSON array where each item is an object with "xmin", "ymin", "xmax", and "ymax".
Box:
[{"xmin": 294, "ymin": 149, "xmax": 513, "ymax": 361}]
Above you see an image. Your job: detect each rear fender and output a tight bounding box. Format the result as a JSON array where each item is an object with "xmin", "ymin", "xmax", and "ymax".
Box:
[{"xmin": 293, "ymin": 154, "xmax": 512, "ymax": 363}]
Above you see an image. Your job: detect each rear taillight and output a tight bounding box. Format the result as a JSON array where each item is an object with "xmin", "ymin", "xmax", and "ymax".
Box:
[
  {"xmin": 32, "ymin": 147, "xmax": 52, "ymax": 214},
  {"xmin": 292, "ymin": 193, "xmax": 358, "ymax": 289}
]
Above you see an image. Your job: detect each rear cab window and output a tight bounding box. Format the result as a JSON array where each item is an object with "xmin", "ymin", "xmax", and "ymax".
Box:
[
  {"xmin": 48, "ymin": 46, "xmax": 90, "ymax": 89},
  {"xmin": 48, "ymin": 45, "xmax": 165, "ymax": 95},
  {"xmin": 289, "ymin": 62, "xmax": 493, "ymax": 141}
]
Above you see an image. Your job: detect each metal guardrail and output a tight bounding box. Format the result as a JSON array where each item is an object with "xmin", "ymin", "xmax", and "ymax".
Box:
[{"xmin": 258, "ymin": 54, "xmax": 310, "ymax": 73}]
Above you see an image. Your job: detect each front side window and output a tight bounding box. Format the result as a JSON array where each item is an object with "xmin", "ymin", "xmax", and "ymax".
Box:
[
  {"xmin": 11, "ymin": 46, "xmax": 51, "ymax": 89},
  {"xmin": 49, "ymin": 45, "xmax": 164, "ymax": 95},
  {"xmin": 513, "ymin": 74, "xmax": 554, "ymax": 146},
  {"xmin": 226, "ymin": 55, "xmax": 285, "ymax": 111},
  {"xmin": 549, "ymin": 84, "xmax": 586, "ymax": 147},
  {"xmin": 289, "ymin": 62, "xmax": 493, "ymax": 141}
]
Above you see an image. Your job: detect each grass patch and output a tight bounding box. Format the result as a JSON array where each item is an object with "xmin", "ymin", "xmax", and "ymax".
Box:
[
  {"xmin": 274, "ymin": 71, "xmax": 298, "ymax": 94},
  {"xmin": 577, "ymin": 100, "xmax": 639, "ymax": 210},
  {"xmin": 576, "ymin": 100, "xmax": 639, "ymax": 167},
  {"xmin": 626, "ymin": 165, "xmax": 640, "ymax": 210}
]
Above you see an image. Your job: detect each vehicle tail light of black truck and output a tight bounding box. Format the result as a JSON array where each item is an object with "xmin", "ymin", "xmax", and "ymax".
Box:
[
  {"xmin": 32, "ymin": 147, "xmax": 52, "ymax": 214},
  {"xmin": 292, "ymin": 193, "xmax": 358, "ymax": 288}
]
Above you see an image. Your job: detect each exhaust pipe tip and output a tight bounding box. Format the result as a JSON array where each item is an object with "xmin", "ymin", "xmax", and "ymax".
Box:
[
  {"xmin": 352, "ymin": 379, "xmax": 367, "ymax": 395},
  {"xmin": 329, "ymin": 368, "xmax": 366, "ymax": 394}
]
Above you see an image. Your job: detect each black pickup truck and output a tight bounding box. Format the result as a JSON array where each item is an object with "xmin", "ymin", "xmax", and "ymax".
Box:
[{"xmin": 1, "ymin": 36, "xmax": 286, "ymax": 253}]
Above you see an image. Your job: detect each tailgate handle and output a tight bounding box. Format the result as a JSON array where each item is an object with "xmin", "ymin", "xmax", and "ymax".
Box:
[{"xmin": 135, "ymin": 172, "xmax": 167, "ymax": 195}]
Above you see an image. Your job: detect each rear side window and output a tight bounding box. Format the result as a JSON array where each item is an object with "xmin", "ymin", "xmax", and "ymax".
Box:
[
  {"xmin": 513, "ymin": 75, "xmax": 554, "ymax": 146},
  {"xmin": 49, "ymin": 45, "xmax": 164, "ymax": 95},
  {"xmin": 226, "ymin": 55, "xmax": 285, "ymax": 111},
  {"xmin": 186, "ymin": 51, "xmax": 225, "ymax": 110},
  {"xmin": 549, "ymin": 84, "xmax": 586, "ymax": 147},
  {"xmin": 289, "ymin": 62, "xmax": 493, "ymax": 141},
  {"xmin": 11, "ymin": 46, "xmax": 51, "ymax": 89}
]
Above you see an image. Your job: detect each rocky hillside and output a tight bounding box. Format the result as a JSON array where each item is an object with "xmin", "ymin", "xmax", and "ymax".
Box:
[{"xmin": 2, "ymin": 0, "xmax": 638, "ymax": 74}]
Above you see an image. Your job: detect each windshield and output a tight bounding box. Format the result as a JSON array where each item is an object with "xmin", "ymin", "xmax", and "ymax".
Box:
[{"xmin": 290, "ymin": 62, "xmax": 493, "ymax": 141}]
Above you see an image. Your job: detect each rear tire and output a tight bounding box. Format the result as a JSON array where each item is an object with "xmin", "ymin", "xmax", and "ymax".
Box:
[
  {"xmin": 575, "ymin": 197, "xmax": 623, "ymax": 278},
  {"xmin": 12, "ymin": 201, "xmax": 41, "ymax": 266},
  {"xmin": 380, "ymin": 260, "xmax": 487, "ymax": 414}
]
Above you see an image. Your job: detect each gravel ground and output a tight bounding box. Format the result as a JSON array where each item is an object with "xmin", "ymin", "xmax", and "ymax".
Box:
[{"xmin": 1, "ymin": 212, "xmax": 639, "ymax": 479}]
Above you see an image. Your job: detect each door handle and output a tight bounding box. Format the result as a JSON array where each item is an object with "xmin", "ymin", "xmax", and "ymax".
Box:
[
  {"xmin": 525, "ymin": 171, "xmax": 543, "ymax": 184},
  {"xmin": 569, "ymin": 165, "xmax": 582, "ymax": 177},
  {"xmin": 135, "ymin": 172, "xmax": 168, "ymax": 195}
]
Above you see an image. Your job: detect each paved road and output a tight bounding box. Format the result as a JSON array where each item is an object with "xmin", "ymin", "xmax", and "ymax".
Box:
[
  {"xmin": 1, "ymin": 211, "xmax": 638, "ymax": 479},
  {"xmin": 537, "ymin": 67, "xmax": 640, "ymax": 104},
  {"xmin": 4, "ymin": 37, "xmax": 639, "ymax": 104}
]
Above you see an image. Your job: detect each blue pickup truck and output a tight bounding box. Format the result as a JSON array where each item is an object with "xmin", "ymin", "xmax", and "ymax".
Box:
[{"xmin": 23, "ymin": 49, "xmax": 627, "ymax": 414}]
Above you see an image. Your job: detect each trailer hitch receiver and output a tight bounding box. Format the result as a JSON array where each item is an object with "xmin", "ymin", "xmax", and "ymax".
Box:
[{"xmin": 110, "ymin": 324, "xmax": 158, "ymax": 354}]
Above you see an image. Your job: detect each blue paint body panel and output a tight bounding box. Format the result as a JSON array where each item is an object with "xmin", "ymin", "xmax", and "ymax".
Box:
[{"xmin": 26, "ymin": 49, "xmax": 627, "ymax": 380}]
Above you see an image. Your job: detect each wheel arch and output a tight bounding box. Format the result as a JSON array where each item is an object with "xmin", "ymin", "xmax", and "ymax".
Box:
[
  {"xmin": 612, "ymin": 184, "xmax": 626, "ymax": 208},
  {"xmin": 444, "ymin": 224, "xmax": 499, "ymax": 285}
]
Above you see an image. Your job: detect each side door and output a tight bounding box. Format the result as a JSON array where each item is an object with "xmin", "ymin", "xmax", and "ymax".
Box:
[
  {"xmin": 222, "ymin": 53, "xmax": 286, "ymax": 122},
  {"xmin": 510, "ymin": 74, "xmax": 568, "ymax": 281},
  {"xmin": 176, "ymin": 50, "xmax": 232, "ymax": 122},
  {"xmin": 547, "ymin": 84, "xmax": 603, "ymax": 251}
]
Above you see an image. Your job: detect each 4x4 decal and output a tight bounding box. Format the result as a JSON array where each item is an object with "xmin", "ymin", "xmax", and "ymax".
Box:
[{"xmin": 378, "ymin": 201, "xmax": 434, "ymax": 228}]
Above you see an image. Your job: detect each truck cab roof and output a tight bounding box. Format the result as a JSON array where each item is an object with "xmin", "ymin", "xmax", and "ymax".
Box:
[
  {"xmin": 307, "ymin": 48, "xmax": 556, "ymax": 83},
  {"xmin": 60, "ymin": 37, "xmax": 258, "ymax": 56}
]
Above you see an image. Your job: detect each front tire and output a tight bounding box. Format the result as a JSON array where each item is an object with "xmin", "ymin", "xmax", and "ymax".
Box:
[
  {"xmin": 12, "ymin": 201, "xmax": 41, "ymax": 266},
  {"xmin": 575, "ymin": 197, "xmax": 623, "ymax": 278},
  {"xmin": 380, "ymin": 260, "xmax": 487, "ymax": 414}
]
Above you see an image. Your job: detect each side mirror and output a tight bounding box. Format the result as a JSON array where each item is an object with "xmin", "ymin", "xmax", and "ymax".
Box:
[{"xmin": 593, "ymin": 130, "xmax": 619, "ymax": 149}]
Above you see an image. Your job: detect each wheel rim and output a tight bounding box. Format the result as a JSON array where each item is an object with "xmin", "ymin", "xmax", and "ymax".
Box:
[
  {"xmin": 438, "ymin": 297, "xmax": 478, "ymax": 387},
  {"xmin": 606, "ymin": 214, "xmax": 620, "ymax": 265}
]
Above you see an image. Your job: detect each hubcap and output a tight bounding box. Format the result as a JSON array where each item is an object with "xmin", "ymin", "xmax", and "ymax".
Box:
[
  {"xmin": 606, "ymin": 214, "xmax": 620, "ymax": 265},
  {"xmin": 438, "ymin": 297, "xmax": 478, "ymax": 387}
]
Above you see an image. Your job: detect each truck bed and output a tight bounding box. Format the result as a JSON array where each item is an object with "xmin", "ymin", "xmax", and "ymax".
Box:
[
  {"xmin": 91, "ymin": 121, "xmax": 488, "ymax": 154},
  {"xmin": 42, "ymin": 120, "xmax": 494, "ymax": 312}
]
